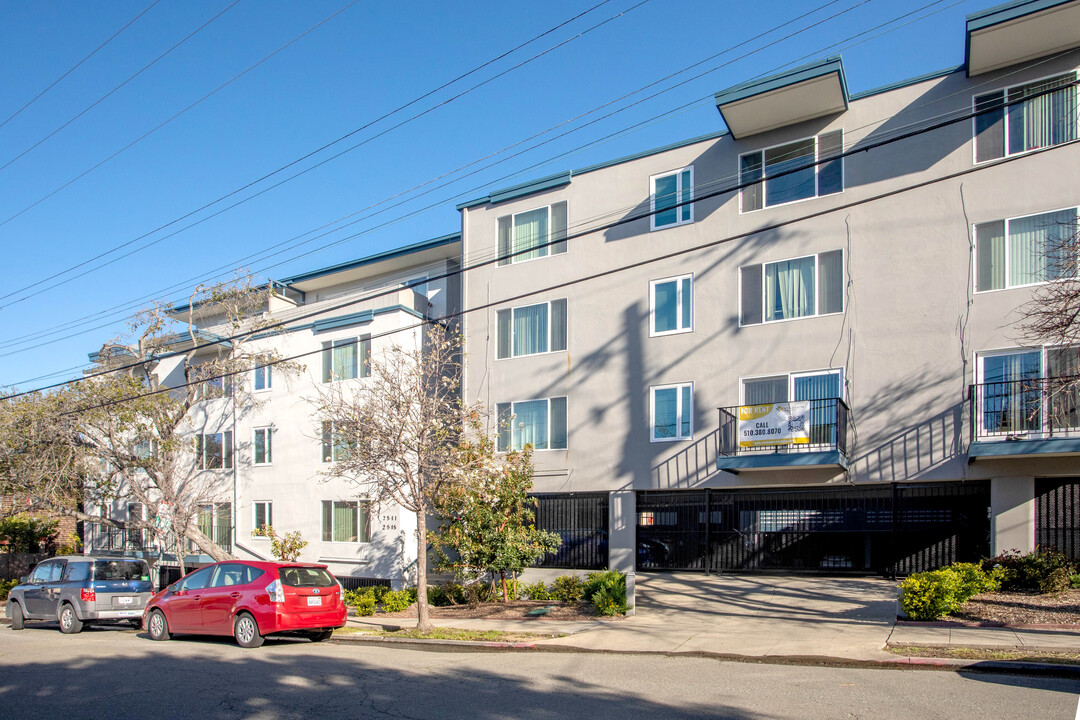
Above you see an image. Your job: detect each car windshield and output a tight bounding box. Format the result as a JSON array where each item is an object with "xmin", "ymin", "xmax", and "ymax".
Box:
[
  {"xmin": 93, "ymin": 560, "xmax": 149, "ymax": 581},
  {"xmin": 279, "ymin": 567, "xmax": 336, "ymax": 588}
]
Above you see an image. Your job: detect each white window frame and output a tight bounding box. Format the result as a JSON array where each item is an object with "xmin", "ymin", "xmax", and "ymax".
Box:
[
  {"xmin": 197, "ymin": 431, "xmax": 233, "ymax": 470},
  {"xmin": 739, "ymin": 250, "xmax": 845, "ymax": 326},
  {"xmin": 739, "ymin": 131, "xmax": 844, "ymax": 213},
  {"xmin": 971, "ymin": 69, "xmax": 1080, "ymax": 165},
  {"xmin": 252, "ymin": 500, "xmax": 273, "ymax": 538},
  {"xmin": 321, "ymin": 421, "xmax": 349, "ymax": 463},
  {"xmin": 252, "ymin": 426, "xmax": 272, "ymax": 466},
  {"xmin": 496, "ymin": 299, "xmax": 567, "ymax": 359},
  {"xmin": 510, "ymin": 205, "xmax": 554, "ymax": 266},
  {"xmin": 321, "ymin": 336, "xmax": 370, "ymax": 383},
  {"xmin": 972, "ymin": 205, "xmax": 1079, "ymax": 293},
  {"xmin": 650, "ymin": 274, "xmax": 694, "ymax": 337},
  {"xmin": 650, "ymin": 166, "xmax": 694, "ymax": 230},
  {"xmin": 497, "ymin": 397, "xmax": 567, "ymax": 452},
  {"xmin": 739, "ymin": 369, "xmax": 844, "ymax": 405},
  {"xmin": 321, "ymin": 499, "xmax": 370, "ymax": 544},
  {"xmin": 253, "ymin": 364, "xmax": 272, "ymax": 393},
  {"xmin": 650, "ymin": 382, "xmax": 694, "ymax": 442}
]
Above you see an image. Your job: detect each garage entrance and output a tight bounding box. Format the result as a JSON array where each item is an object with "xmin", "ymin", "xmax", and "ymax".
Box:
[{"xmin": 636, "ymin": 482, "xmax": 990, "ymax": 576}]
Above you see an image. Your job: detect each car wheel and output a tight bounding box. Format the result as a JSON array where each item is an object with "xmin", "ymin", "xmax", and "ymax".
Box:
[
  {"xmin": 147, "ymin": 609, "xmax": 171, "ymax": 641},
  {"xmin": 233, "ymin": 613, "xmax": 264, "ymax": 648},
  {"xmin": 9, "ymin": 602, "xmax": 24, "ymax": 631},
  {"xmin": 308, "ymin": 629, "xmax": 333, "ymax": 642},
  {"xmin": 59, "ymin": 603, "xmax": 83, "ymax": 634}
]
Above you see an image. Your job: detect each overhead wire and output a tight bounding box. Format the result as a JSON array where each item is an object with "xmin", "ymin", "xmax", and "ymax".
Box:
[{"xmin": 10, "ymin": 79, "xmax": 1075, "ymax": 403}]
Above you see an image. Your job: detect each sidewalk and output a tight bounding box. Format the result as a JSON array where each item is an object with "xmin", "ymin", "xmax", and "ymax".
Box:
[{"xmin": 341, "ymin": 573, "xmax": 1080, "ymax": 673}]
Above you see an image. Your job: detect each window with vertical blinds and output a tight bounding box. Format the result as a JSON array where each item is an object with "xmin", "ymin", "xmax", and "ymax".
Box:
[
  {"xmin": 740, "ymin": 250, "xmax": 843, "ymax": 325},
  {"xmin": 496, "ymin": 299, "xmax": 567, "ymax": 358},
  {"xmin": 496, "ymin": 397, "xmax": 568, "ymax": 451},
  {"xmin": 321, "ymin": 336, "xmax": 371, "ymax": 382},
  {"xmin": 975, "ymin": 71, "xmax": 1078, "ymax": 162},
  {"xmin": 975, "ymin": 208, "xmax": 1078, "ymax": 291},
  {"xmin": 497, "ymin": 203, "xmax": 568, "ymax": 265}
]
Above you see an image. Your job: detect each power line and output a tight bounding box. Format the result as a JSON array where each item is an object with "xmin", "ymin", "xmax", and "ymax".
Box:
[
  {"xmin": 0, "ymin": 0, "xmax": 629, "ymax": 308},
  {"xmin": 17, "ymin": 86, "xmax": 1075, "ymax": 405},
  {"xmin": 0, "ymin": 0, "xmax": 243, "ymax": 175},
  {"xmin": 0, "ymin": 0, "xmax": 977, "ymax": 360},
  {"xmin": 0, "ymin": 0, "xmax": 161, "ymax": 130}
]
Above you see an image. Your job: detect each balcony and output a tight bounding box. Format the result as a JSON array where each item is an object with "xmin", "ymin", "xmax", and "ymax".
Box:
[
  {"xmin": 717, "ymin": 398, "xmax": 850, "ymax": 472},
  {"xmin": 84, "ymin": 522, "xmax": 159, "ymax": 555},
  {"xmin": 969, "ymin": 377, "xmax": 1080, "ymax": 460}
]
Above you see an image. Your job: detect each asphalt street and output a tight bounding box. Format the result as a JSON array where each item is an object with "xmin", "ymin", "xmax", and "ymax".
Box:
[{"xmin": 2, "ymin": 623, "xmax": 1078, "ymax": 719}]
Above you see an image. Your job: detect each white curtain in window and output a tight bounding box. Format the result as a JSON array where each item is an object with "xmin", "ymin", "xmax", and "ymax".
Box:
[
  {"xmin": 333, "ymin": 341, "xmax": 357, "ymax": 380},
  {"xmin": 334, "ymin": 502, "xmax": 358, "ymax": 542},
  {"xmin": 1009, "ymin": 76, "xmax": 1077, "ymax": 152},
  {"xmin": 1008, "ymin": 210, "xmax": 1076, "ymax": 286},
  {"xmin": 766, "ymin": 257, "xmax": 815, "ymax": 320},
  {"xmin": 513, "ymin": 304, "xmax": 548, "ymax": 355},
  {"xmin": 513, "ymin": 209, "xmax": 548, "ymax": 261},
  {"xmin": 512, "ymin": 400, "xmax": 548, "ymax": 450}
]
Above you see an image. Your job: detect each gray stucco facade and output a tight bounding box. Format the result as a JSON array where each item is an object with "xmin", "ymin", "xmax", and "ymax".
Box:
[{"xmin": 459, "ymin": 3, "xmax": 1080, "ymax": 576}]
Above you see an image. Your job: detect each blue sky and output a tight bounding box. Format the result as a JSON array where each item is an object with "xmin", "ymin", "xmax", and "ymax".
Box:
[{"xmin": 0, "ymin": 0, "xmax": 988, "ymax": 389}]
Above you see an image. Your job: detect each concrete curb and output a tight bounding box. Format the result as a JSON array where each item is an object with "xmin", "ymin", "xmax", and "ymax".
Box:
[{"xmin": 326, "ymin": 631, "xmax": 1080, "ymax": 677}]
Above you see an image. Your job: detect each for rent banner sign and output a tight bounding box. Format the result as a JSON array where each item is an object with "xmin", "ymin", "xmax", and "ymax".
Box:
[{"xmin": 738, "ymin": 402, "xmax": 811, "ymax": 447}]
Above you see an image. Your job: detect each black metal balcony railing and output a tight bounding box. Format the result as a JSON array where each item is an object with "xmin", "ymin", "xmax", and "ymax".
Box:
[
  {"xmin": 85, "ymin": 522, "xmax": 158, "ymax": 553},
  {"xmin": 718, "ymin": 398, "xmax": 849, "ymax": 456},
  {"xmin": 969, "ymin": 377, "xmax": 1080, "ymax": 442}
]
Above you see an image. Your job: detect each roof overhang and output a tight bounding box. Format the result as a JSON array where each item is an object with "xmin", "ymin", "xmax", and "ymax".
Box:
[
  {"xmin": 966, "ymin": 0, "xmax": 1080, "ymax": 76},
  {"xmin": 714, "ymin": 57, "xmax": 848, "ymax": 140}
]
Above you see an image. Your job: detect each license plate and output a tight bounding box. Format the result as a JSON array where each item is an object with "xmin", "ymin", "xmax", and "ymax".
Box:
[
  {"xmin": 117, "ymin": 596, "xmax": 133, "ymax": 605},
  {"xmin": 307, "ymin": 596, "xmax": 322, "ymax": 607},
  {"xmin": 118, "ymin": 610, "xmax": 140, "ymax": 617}
]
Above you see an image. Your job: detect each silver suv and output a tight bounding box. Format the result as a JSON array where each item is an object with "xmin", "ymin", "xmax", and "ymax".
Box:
[{"xmin": 6, "ymin": 556, "xmax": 153, "ymax": 633}]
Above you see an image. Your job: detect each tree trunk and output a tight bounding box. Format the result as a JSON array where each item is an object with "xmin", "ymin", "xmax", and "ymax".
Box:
[
  {"xmin": 415, "ymin": 507, "xmax": 433, "ymax": 633},
  {"xmin": 500, "ymin": 569, "xmax": 508, "ymax": 603},
  {"xmin": 187, "ymin": 525, "xmax": 234, "ymax": 562}
]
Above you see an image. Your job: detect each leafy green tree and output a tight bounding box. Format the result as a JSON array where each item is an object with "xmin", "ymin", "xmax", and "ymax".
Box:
[{"xmin": 430, "ymin": 441, "xmax": 561, "ymax": 603}]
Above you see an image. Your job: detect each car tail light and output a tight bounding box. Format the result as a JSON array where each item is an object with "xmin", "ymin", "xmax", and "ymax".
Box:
[
  {"xmin": 80, "ymin": 588, "xmax": 96, "ymax": 602},
  {"xmin": 266, "ymin": 579, "xmax": 284, "ymax": 603}
]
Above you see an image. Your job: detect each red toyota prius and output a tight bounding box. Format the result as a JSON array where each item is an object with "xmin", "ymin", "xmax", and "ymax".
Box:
[{"xmin": 143, "ymin": 561, "xmax": 346, "ymax": 648}]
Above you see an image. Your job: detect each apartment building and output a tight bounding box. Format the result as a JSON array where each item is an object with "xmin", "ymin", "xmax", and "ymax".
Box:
[
  {"xmin": 88, "ymin": 234, "xmax": 461, "ymax": 588},
  {"xmin": 458, "ymin": 0, "xmax": 1080, "ymax": 578}
]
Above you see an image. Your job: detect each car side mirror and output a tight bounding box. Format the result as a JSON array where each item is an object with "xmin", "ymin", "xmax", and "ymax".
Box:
[{"xmin": 19, "ymin": 576, "xmax": 28, "ymax": 584}]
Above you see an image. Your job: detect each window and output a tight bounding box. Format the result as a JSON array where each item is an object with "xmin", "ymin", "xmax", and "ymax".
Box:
[
  {"xmin": 253, "ymin": 427, "xmax": 272, "ymax": 465},
  {"xmin": 974, "ymin": 71, "xmax": 1078, "ymax": 163},
  {"xmin": 651, "ymin": 167, "xmax": 693, "ymax": 229},
  {"xmin": 196, "ymin": 502, "xmax": 232, "ymax": 547},
  {"xmin": 30, "ymin": 560, "xmax": 64, "ymax": 583},
  {"xmin": 651, "ymin": 383, "xmax": 693, "ymax": 441},
  {"xmin": 321, "ymin": 421, "xmax": 350, "ymax": 462},
  {"xmin": 650, "ymin": 274, "xmax": 693, "ymax": 336},
  {"xmin": 497, "ymin": 202, "xmax": 568, "ymax": 265},
  {"xmin": 321, "ymin": 500, "xmax": 371, "ymax": 543},
  {"xmin": 321, "ymin": 336, "xmax": 370, "ymax": 383},
  {"xmin": 134, "ymin": 438, "xmax": 157, "ymax": 459},
  {"xmin": 976, "ymin": 348, "xmax": 1080, "ymax": 436},
  {"xmin": 253, "ymin": 365, "xmax": 271, "ymax": 392},
  {"xmin": 740, "ymin": 250, "xmax": 843, "ymax": 325},
  {"xmin": 741, "ymin": 370, "xmax": 843, "ymax": 446},
  {"xmin": 196, "ymin": 431, "xmax": 233, "ymax": 470},
  {"xmin": 975, "ymin": 208, "xmax": 1078, "ymax": 291},
  {"xmin": 496, "ymin": 397, "xmax": 568, "ymax": 451},
  {"xmin": 496, "ymin": 299, "xmax": 567, "ymax": 358},
  {"xmin": 127, "ymin": 502, "xmax": 144, "ymax": 522},
  {"xmin": 740, "ymin": 130, "xmax": 843, "ymax": 211},
  {"xmin": 253, "ymin": 501, "xmax": 273, "ymax": 536}
]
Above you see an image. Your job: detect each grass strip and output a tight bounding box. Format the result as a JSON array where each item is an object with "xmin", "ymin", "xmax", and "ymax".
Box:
[
  {"xmin": 888, "ymin": 645, "xmax": 1080, "ymax": 665},
  {"xmin": 335, "ymin": 626, "xmax": 565, "ymax": 642}
]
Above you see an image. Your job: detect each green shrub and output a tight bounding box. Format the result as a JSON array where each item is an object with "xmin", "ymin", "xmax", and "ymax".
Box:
[
  {"xmin": 900, "ymin": 569, "xmax": 964, "ymax": 621},
  {"xmin": 381, "ymin": 589, "xmax": 416, "ymax": 613},
  {"xmin": 353, "ymin": 594, "xmax": 376, "ymax": 616},
  {"xmin": 1070, "ymin": 573, "xmax": 1080, "ymax": 589},
  {"xmin": 0, "ymin": 578, "xmax": 17, "ymax": 603},
  {"xmin": 462, "ymin": 581, "xmax": 494, "ymax": 605},
  {"xmin": 550, "ymin": 574, "xmax": 584, "ymax": 603},
  {"xmin": 949, "ymin": 562, "xmax": 1001, "ymax": 601},
  {"xmin": 371, "ymin": 585, "xmax": 390, "ymax": 602},
  {"xmin": 984, "ymin": 548, "xmax": 1076, "ymax": 593},
  {"xmin": 582, "ymin": 570, "xmax": 629, "ymax": 616},
  {"xmin": 520, "ymin": 580, "xmax": 553, "ymax": 601},
  {"xmin": 428, "ymin": 583, "xmax": 466, "ymax": 607},
  {"xmin": 343, "ymin": 588, "xmax": 370, "ymax": 607}
]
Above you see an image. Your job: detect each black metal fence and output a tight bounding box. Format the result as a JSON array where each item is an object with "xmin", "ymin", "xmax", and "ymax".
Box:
[
  {"xmin": 336, "ymin": 576, "xmax": 393, "ymax": 591},
  {"xmin": 532, "ymin": 493, "xmax": 609, "ymax": 569},
  {"xmin": 637, "ymin": 482, "xmax": 990, "ymax": 576},
  {"xmin": 1036, "ymin": 479, "xmax": 1080, "ymax": 560},
  {"xmin": 970, "ymin": 377, "xmax": 1080, "ymax": 441},
  {"xmin": 718, "ymin": 398, "xmax": 850, "ymax": 456},
  {"xmin": 84, "ymin": 522, "xmax": 158, "ymax": 554}
]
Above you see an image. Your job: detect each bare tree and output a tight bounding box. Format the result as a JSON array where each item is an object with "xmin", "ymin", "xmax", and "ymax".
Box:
[
  {"xmin": 1, "ymin": 274, "xmax": 299, "ymax": 568},
  {"xmin": 315, "ymin": 326, "xmax": 474, "ymax": 632}
]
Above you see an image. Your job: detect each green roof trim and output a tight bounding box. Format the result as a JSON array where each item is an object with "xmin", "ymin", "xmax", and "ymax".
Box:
[
  {"xmin": 279, "ymin": 232, "xmax": 460, "ymax": 287},
  {"xmin": 965, "ymin": 0, "xmax": 1077, "ymax": 72},
  {"xmin": 713, "ymin": 56, "xmax": 848, "ymax": 118}
]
